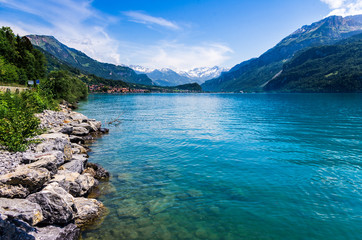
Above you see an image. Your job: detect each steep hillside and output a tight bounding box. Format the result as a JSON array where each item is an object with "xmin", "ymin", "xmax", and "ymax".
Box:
[
  {"xmin": 35, "ymin": 46, "xmax": 130, "ymax": 88},
  {"xmin": 27, "ymin": 35, "xmax": 154, "ymax": 85},
  {"xmin": 202, "ymin": 15, "xmax": 362, "ymax": 92},
  {"xmin": 264, "ymin": 33, "xmax": 362, "ymax": 92}
]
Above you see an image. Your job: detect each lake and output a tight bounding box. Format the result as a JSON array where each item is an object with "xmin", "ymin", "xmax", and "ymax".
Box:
[{"xmin": 78, "ymin": 93, "xmax": 362, "ymax": 240}]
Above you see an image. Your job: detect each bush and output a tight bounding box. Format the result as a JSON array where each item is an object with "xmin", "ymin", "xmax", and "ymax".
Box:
[
  {"xmin": 0, "ymin": 90, "xmax": 55, "ymax": 152},
  {"xmin": 41, "ymin": 70, "xmax": 88, "ymax": 104}
]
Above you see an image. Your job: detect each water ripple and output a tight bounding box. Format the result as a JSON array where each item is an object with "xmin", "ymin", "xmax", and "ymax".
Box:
[{"xmin": 80, "ymin": 93, "xmax": 362, "ymax": 240}]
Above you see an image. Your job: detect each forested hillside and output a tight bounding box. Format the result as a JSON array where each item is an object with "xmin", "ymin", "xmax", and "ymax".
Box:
[
  {"xmin": 265, "ymin": 34, "xmax": 362, "ymax": 92},
  {"xmin": 0, "ymin": 27, "xmax": 46, "ymax": 85}
]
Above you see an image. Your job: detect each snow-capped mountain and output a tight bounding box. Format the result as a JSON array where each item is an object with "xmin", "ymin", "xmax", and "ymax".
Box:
[
  {"xmin": 179, "ymin": 66, "xmax": 229, "ymax": 82},
  {"xmin": 129, "ymin": 65, "xmax": 229, "ymax": 86},
  {"xmin": 128, "ymin": 65, "xmax": 154, "ymax": 73}
]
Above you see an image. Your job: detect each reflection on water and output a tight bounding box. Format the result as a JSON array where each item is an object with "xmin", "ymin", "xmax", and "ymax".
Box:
[{"xmin": 79, "ymin": 93, "xmax": 362, "ymax": 240}]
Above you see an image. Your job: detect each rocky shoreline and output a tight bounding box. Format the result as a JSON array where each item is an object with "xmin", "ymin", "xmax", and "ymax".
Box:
[{"xmin": 0, "ymin": 103, "xmax": 110, "ymax": 240}]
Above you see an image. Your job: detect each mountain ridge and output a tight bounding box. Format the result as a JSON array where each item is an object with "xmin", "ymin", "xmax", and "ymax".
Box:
[
  {"xmin": 264, "ymin": 33, "xmax": 362, "ymax": 92},
  {"xmin": 26, "ymin": 35, "xmax": 154, "ymax": 86},
  {"xmin": 202, "ymin": 15, "xmax": 362, "ymax": 92},
  {"xmin": 130, "ymin": 65, "xmax": 228, "ymax": 86}
]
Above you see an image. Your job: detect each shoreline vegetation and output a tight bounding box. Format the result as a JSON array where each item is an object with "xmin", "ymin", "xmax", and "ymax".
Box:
[
  {"xmin": 0, "ymin": 101, "xmax": 111, "ymax": 240},
  {"xmin": 0, "ymin": 26, "xmax": 112, "ymax": 240}
]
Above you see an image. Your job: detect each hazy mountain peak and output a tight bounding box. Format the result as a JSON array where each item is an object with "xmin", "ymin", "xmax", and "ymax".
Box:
[{"xmin": 129, "ymin": 65, "xmax": 228, "ymax": 86}]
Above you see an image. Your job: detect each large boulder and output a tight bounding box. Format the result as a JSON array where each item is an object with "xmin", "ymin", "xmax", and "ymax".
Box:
[
  {"xmin": 69, "ymin": 112, "xmax": 88, "ymax": 123},
  {"xmin": 85, "ymin": 162, "xmax": 110, "ymax": 180},
  {"xmin": 71, "ymin": 143, "xmax": 88, "ymax": 154},
  {"xmin": 0, "ymin": 183, "xmax": 29, "ymax": 198},
  {"xmin": 0, "ymin": 198, "xmax": 43, "ymax": 225},
  {"xmin": 0, "ymin": 216, "xmax": 36, "ymax": 240},
  {"xmin": 71, "ymin": 127, "xmax": 89, "ymax": 136},
  {"xmin": 50, "ymin": 171, "xmax": 98, "ymax": 197},
  {"xmin": 22, "ymin": 151, "xmax": 65, "ymax": 166},
  {"xmin": 35, "ymin": 133, "xmax": 70, "ymax": 153},
  {"xmin": 59, "ymin": 155, "xmax": 87, "ymax": 174},
  {"xmin": 59, "ymin": 126, "xmax": 73, "ymax": 135},
  {"xmin": 30, "ymin": 223, "xmax": 80, "ymax": 240},
  {"xmin": 0, "ymin": 166, "xmax": 51, "ymax": 197},
  {"xmin": 71, "ymin": 123, "xmax": 93, "ymax": 132},
  {"xmin": 69, "ymin": 136, "xmax": 85, "ymax": 144},
  {"xmin": 88, "ymin": 120, "xmax": 102, "ymax": 132},
  {"xmin": 73, "ymin": 197, "xmax": 104, "ymax": 226},
  {"xmin": 27, "ymin": 183, "xmax": 76, "ymax": 225},
  {"xmin": 26, "ymin": 151, "xmax": 65, "ymax": 175}
]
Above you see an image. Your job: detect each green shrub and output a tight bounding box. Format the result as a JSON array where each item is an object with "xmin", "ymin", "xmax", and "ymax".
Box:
[
  {"xmin": 41, "ymin": 70, "xmax": 88, "ymax": 104},
  {"xmin": 0, "ymin": 91, "xmax": 42, "ymax": 151}
]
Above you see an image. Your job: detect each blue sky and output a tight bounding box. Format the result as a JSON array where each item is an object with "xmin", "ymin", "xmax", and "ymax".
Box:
[{"xmin": 0, "ymin": 0, "xmax": 361, "ymax": 71}]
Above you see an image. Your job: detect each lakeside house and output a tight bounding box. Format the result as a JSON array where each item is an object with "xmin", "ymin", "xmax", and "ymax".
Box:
[{"xmin": 89, "ymin": 84, "xmax": 149, "ymax": 94}]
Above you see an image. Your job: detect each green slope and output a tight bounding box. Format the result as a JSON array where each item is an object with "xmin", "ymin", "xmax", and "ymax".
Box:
[
  {"xmin": 264, "ymin": 34, "xmax": 362, "ymax": 92},
  {"xmin": 202, "ymin": 15, "xmax": 362, "ymax": 92},
  {"xmin": 27, "ymin": 35, "xmax": 154, "ymax": 86}
]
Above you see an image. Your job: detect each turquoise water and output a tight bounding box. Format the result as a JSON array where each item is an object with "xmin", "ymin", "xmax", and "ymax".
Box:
[{"xmin": 79, "ymin": 93, "xmax": 362, "ymax": 240}]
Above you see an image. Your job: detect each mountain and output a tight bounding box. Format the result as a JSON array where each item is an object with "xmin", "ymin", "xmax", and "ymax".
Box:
[
  {"xmin": 264, "ymin": 33, "xmax": 362, "ymax": 92},
  {"xmin": 35, "ymin": 46, "xmax": 130, "ymax": 88},
  {"xmin": 26, "ymin": 35, "xmax": 154, "ymax": 85},
  {"xmin": 147, "ymin": 69, "xmax": 193, "ymax": 86},
  {"xmin": 202, "ymin": 15, "xmax": 362, "ymax": 92},
  {"xmin": 179, "ymin": 66, "xmax": 229, "ymax": 82},
  {"xmin": 130, "ymin": 65, "xmax": 228, "ymax": 86}
]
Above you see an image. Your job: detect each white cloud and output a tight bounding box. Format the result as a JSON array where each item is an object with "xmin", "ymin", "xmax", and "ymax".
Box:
[
  {"xmin": 0, "ymin": 0, "xmax": 124, "ymax": 65},
  {"xmin": 321, "ymin": 0, "xmax": 346, "ymax": 8},
  {"xmin": 127, "ymin": 41, "xmax": 233, "ymax": 71},
  {"xmin": 123, "ymin": 11, "xmax": 180, "ymax": 30},
  {"xmin": 321, "ymin": 0, "xmax": 362, "ymax": 16},
  {"xmin": 0, "ymin": 0, "xmax": 232, "ymax": 70}
]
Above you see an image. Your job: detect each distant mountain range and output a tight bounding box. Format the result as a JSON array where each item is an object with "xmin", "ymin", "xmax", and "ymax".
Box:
[
  {"xmin": 26, "ymin": 14, "xmax": 362, "ymax": 93},
  {"xmin": 202, "ymin": 15, "xmax": 362, "ymax": 92},
  {"xmin": 130, "ymin": 65, "xmax": 228, "ymax": 86},
  {"xmin": 26, "ymin": 35, "xmax": 154, "ymax": 86}
]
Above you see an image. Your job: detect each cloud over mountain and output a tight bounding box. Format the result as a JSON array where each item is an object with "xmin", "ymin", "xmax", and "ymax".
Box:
[{"xmin": 321, "ymin": 0, "xmax": 362, "ymax": 16}]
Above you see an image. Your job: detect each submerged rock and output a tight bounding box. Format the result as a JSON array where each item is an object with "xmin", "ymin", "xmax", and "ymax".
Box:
[
  {"xmin": 27, "ymin": 182, "xmax": 76, "ymax": 225},
  {"xmin": 116, "ymin": 199, "xmax": 145, "ymax": 219},
  {"xmin": 0, "ymin": 198, "xmax": 43, "ymax": 226},
  {"xmin": 146, "ymin": 196, "xmax": 175, "ymax": 215},
  {"xmin": 100, "ymin": 128, "xmax": 109, "ymax": 134}
]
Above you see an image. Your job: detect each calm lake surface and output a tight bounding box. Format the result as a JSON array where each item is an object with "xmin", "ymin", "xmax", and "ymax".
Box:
[{"xmin": 78, "ymin": 93, "xmax": 362, "ymax": 240}]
